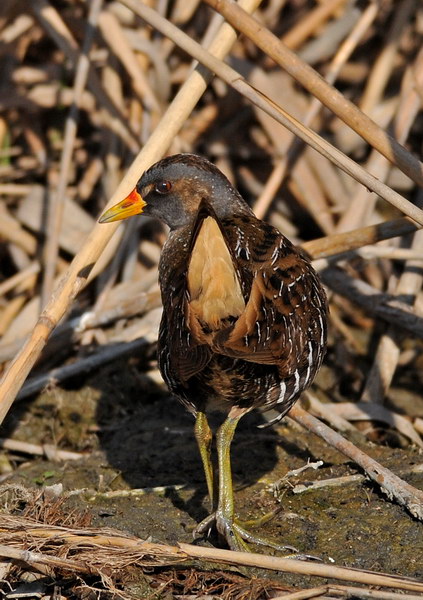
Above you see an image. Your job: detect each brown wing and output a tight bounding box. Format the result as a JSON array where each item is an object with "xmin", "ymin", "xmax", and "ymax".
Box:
[
  {"xmin": 160, "ymin": 210, "xmax": 327, "ymax": 388},
  {"xmin": 209, "ymin": 220, "xmax": 327, "ymax": 378}
]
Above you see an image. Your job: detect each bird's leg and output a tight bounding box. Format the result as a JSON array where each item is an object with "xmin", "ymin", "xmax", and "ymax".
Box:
[
  {"xmin": 194, "ymin": 414, "xmax": 298, "ymax": 554},
  {"xmin": 194, "ymin": 411, "xmax": 214, "ymax": 511},
  {"xmin": 215, "ymin": 415, "xmax": 251, "ymax": 551},
  {"xmin": 215, "ymin": 415, "xmax": 299, "ymax": 554}
]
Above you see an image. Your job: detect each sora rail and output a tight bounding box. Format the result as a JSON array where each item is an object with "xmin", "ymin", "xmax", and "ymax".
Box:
[{"xmin": 99, "ymin": 154, "xmax": 328, "ymax": 551}]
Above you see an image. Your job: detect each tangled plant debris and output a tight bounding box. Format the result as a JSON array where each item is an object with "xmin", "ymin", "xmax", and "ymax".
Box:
[{"xmin": 0, "ymin": 0, "xmax": 423, "ymax": 597}]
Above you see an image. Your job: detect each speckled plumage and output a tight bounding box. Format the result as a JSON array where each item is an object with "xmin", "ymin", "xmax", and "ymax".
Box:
[
  {"xmin": 100, "ymin": 153, "xmax": 328, "ymax": 551},
  {"xmin": 148, "ymin": 156, "xmax": 328, "ymax": 420}
]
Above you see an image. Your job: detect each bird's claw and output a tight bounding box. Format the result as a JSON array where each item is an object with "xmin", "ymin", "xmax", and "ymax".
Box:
[
  {"xmin": 193, "ymin": 512, "xmax": 216, "ymax": 538},
  {"xmin": 193, "ymin": 511, "xmax": 299, "ymax": 554}
]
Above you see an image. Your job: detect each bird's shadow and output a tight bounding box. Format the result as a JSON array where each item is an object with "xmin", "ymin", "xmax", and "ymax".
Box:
[{"xmin": 93, "ymin": 357, "xmax": 310, "ymax": 527}]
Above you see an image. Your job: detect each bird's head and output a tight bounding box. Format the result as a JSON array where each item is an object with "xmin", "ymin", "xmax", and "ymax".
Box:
[{"xmin": 99, "ymin": 154, "xmax": 251, "ymax": 229}]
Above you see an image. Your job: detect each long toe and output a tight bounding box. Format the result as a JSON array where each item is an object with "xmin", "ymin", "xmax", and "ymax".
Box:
[
  {"xmin": 194, "ymin": 511, "xmax": 299, "ymax": 554},
  {"xmin": 192, "ymin": 512, "xmax": 216, "ymax": 540},
  {"xmin": 216, "ymin": 513, "xmax": 299, "ymax": 554},
  {"xmin": 232, "ymin": 522, "xmax": 299, "ymax": 554}
]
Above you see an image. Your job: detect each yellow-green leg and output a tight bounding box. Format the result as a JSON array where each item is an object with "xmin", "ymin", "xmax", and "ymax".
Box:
[
  {"xmin": 194, "ymin": 411, "xmax": 214, "ymax": 511},
  {"xmin": 195, "ymin": 414, "xmax": 299, "ymax": 554},
  {"xmin": 215, "ymin": 415, "xmax": 250, "ymax": 551},
  {"xmin": 215, "ymin": 416, "xmax": 299, "ymax": 553}
]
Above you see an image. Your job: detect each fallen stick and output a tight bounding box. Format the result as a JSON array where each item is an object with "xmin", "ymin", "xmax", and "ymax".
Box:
[
  {"xmin": 1, "ymin": 516, "xmax": 423, "ymax": 591},
  {"xmin": 202, "ymin": 0, "xmax": 423, "ymax": 189},
  {"xmin": 17, "ymin": 337, "xmax": 150, "ymax": 401},
  {"xmin": 41, "ymin": 0, "xmax": 104, "ymax": 306},
  {"xmin": 0, "ymin": 0, "xmax": 263, "ymax": 423},
  {"xmin": 289, "ymin": 405, "xmax": 423, "ymax": 520},
  {"xmin": 291, "ymin": 463, "xmax": 423, "ymax": 495},
  {"xmin": 302, "ymin": 217, "xmax": 420, "ymax": 260},
  {"xmin": 253, "ymin": 1, "xmax": 380, "ymax": 219},
  {"xmin": 274, "ymin": 585, "xmax": 423, "ymax": 600},
  {"xmin": 0, "ymin": 544, "xmax": 91, "ymax": 574},
  {"xmin": 321, "ymin": 267, "xmax": 423, "ymax": 338},
  {"xmin": 177, "ymin": 544, "xmax": 423, "ymax": 590},
  {"xmin": 119, "ymin": 0, "xmax": 423, "ymax": 226},
  {"xmin": 0, "ymin": 438, "xmax": 82, "ymax": 461},
  {"xmin": 361, "ymin": 219, "xmax": 423, "ymax": 403}
]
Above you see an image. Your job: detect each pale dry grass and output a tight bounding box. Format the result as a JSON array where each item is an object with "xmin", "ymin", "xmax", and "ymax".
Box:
[{"xmin": 0, "ymin": 0, "xmax": 422, "ymax": 596}]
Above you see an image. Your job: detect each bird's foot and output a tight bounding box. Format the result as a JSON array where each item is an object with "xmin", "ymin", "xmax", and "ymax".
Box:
[{"xmin": 193, "ymin": 511, "xmax": 298, "ymax": 553}]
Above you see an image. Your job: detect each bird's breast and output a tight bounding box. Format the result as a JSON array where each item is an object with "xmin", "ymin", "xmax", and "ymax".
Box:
[{"xmin": 187, "ymin": 216, "xmax": 245, "ymax": 331}]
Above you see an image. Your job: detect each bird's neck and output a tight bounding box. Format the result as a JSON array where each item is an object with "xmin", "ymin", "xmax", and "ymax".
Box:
[{"xmin": 205, "ymin": 184, "xmax": 255, "ymax": 222}]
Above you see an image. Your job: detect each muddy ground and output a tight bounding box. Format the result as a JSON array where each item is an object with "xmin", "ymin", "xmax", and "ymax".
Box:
[{"xmin": 1, "ymin": 355, "xmax": 423, "ymax": 593}]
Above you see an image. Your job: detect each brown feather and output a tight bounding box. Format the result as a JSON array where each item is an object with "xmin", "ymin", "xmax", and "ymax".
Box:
[{"xmin": 129, "ymin": 154, "xmax": 327, "ymax": 418}]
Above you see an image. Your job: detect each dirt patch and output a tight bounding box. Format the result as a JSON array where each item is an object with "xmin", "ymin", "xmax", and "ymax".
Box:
[{"xmin": 1, "ymin": 360, "xmax": 422, "ymax": 596}]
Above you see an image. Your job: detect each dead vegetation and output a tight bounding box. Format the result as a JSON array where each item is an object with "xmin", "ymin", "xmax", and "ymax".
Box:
[
  {"xmin": 1, "ymin": 488, "xmax": 423, "ymax": 600},
  {"xmin": 0, "ymin": 0, "xmax": 423, "ymax": 598}
]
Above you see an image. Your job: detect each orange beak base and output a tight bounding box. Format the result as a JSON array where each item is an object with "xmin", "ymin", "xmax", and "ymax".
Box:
[{"xmin": 99, "ymin": 188, "xmax": 146, "ymax": 223}]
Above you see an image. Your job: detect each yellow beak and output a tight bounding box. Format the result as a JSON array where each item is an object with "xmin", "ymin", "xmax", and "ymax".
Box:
[{"xmin": 99, "ymin": 188, "xmax": 146, "ymax": 223}]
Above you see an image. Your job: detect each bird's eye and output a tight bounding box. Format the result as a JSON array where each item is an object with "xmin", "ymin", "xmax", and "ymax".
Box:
[{"xmin": 155, "ymin": 180, "xmax": 172, "ymax": 194}]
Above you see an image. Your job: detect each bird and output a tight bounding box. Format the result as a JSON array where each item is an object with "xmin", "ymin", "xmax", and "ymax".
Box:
[{"xmin": 99, "ymin": 153, "xmax": 328, "ymax": 551}]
